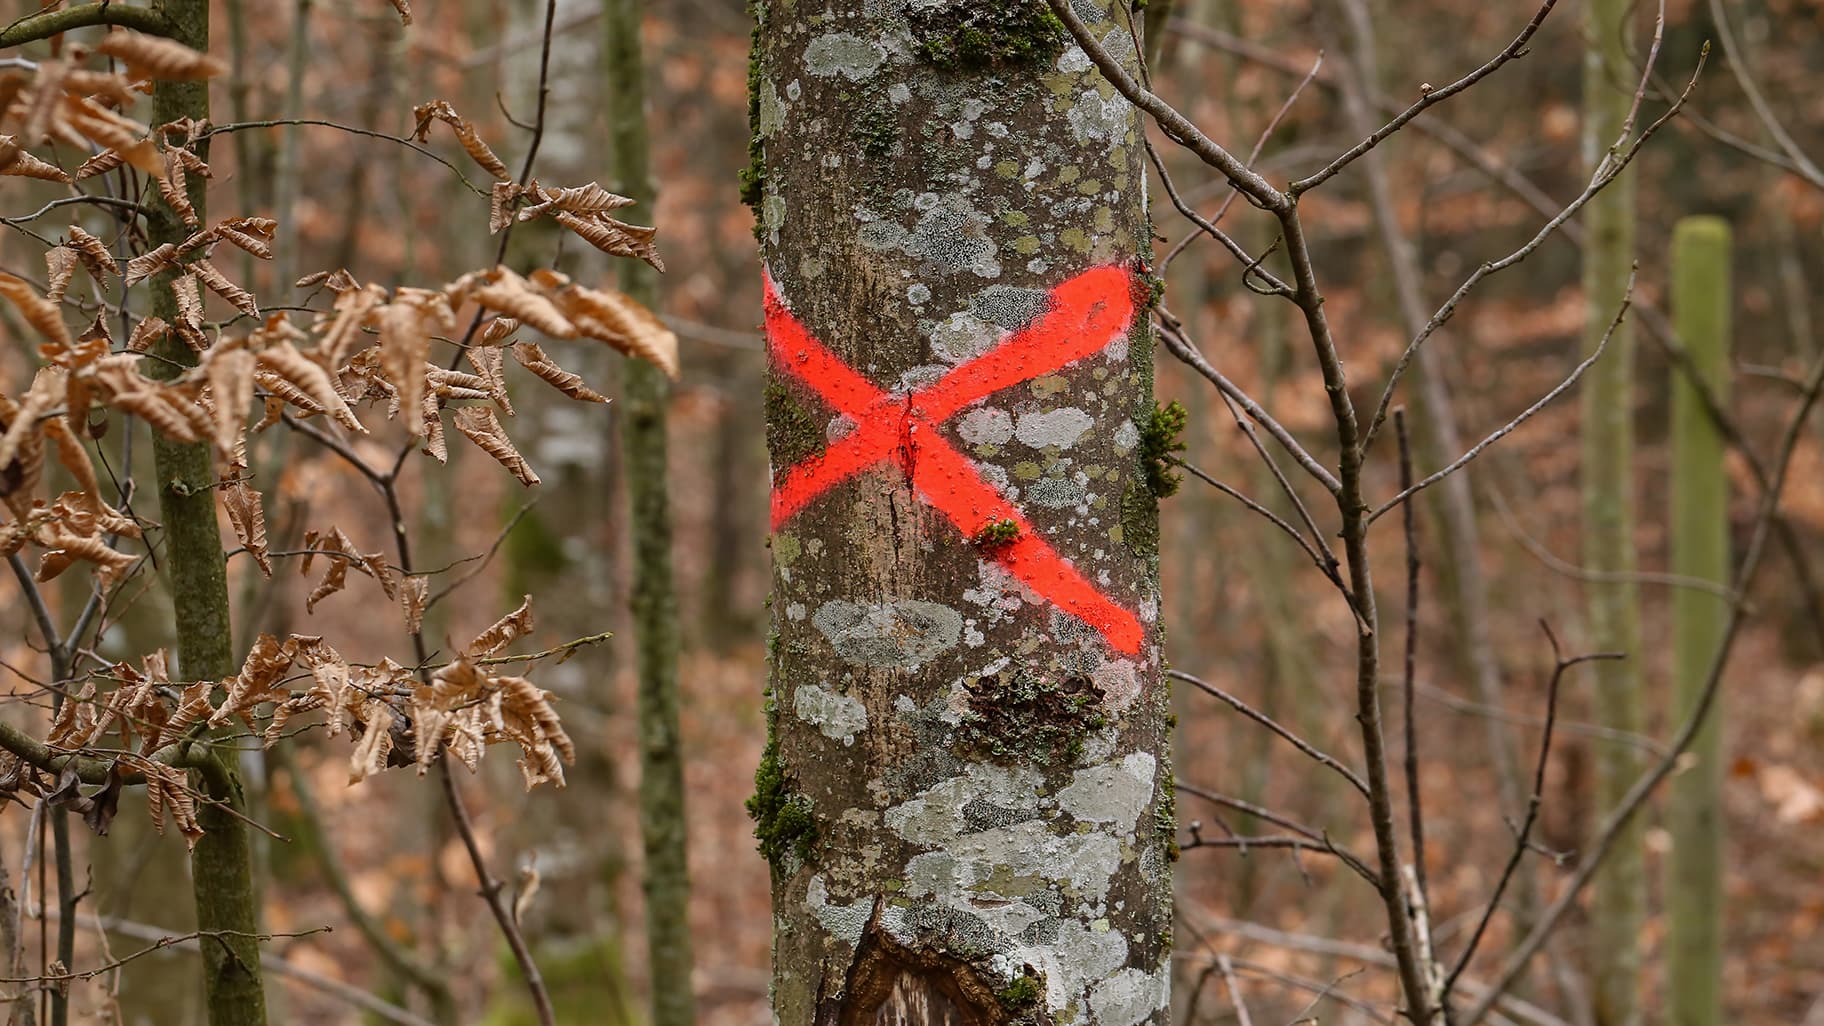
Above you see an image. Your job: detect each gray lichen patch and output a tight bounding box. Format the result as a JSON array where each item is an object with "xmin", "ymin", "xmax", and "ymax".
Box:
[
  {"xmin": 1015, "ymin": 407, "xmax": 1094, "ymax": 450},
  {"xmin": 793, "ymin": 684, "xmax": 871, "ymax": 746},
  {"xmin": 1055, "ymin": 753, "xmax": 1155, "ymax": 834},
  {"xmin": 957, "ymin": 407, "xmax": 1015, "ymax": 446},
  {"xmin": 1088, "ymin": 966, "xmax": 1171, "ymax": 1026},
  {"xmin": 812, "ymin": 599, "xmax": 965, "ymax": 668},
  {"xmin": 804, "ymin": 32, "xmax": 889, "ymax": 81}
]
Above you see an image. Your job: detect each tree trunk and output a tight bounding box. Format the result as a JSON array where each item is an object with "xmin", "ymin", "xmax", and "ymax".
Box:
[
  {"xmin": 144, "ymin": 2, "xmax": 269, "ymax": 1023},
  {"xmin": 603, "ymin": 3, "xmax": 698, "ymax": 1026},
  {"xmin": 1667, "ymin": 216, "xmax": 1730, "ymax": 1026},
  {"xmin": 749, "ymin": 4, "xmax": 1172, "ymax": 1024},
  {"xmin": 1582, "ymin": 1, "xmax": 1643, "ymax": 1022}
]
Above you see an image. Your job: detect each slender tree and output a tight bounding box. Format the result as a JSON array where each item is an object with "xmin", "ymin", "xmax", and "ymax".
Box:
[
  {"xmin": 141, "ymin": 0, "xmax": 270, "ymax": 1018},
  {"xmin": 603, "ymin": 3, "xmax": 698, "ymax": 1025},
  {"xmin": 1582, "ymin": 1, "xmax": 1644, "ymax": 1022},
  {"xmin": 749, "ymin": 3, "xmax": 1172, "ymax": 1022},
  {"xmin": 1667, "ymin": 216, "xmax": 1731, "ymax": 1026}
]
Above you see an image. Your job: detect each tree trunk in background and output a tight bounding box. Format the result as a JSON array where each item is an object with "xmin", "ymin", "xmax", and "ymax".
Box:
[
  {"xmin": 603, "ymin": 3, "xmax": 698, "ymax": 1026},
  {"xmin": 749, "ymin": 4, "xmax": 1172, "ymax": 1023},
  {"xmin": 1667, "ymin": 216, "xmax": 1731, "ymax": 1026},
  {"xmin": 1582, "ymin": 1, "xmax": 1643, "ymax": 1022},
  {"xmin": 143, "ymin": 3, "xmax": 269, "ymax": 1023}
]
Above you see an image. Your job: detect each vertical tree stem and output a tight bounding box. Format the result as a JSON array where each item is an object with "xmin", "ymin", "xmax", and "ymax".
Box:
[
  {"xmin": 1582, "ymin": 2, "xmax": 1644, "ymax": 1023},
  {"xmin": 603, "ymin": 3, "xmax": 696, "ymax": 1026},
  {"xmin": 1667, "ymin": 216, "xmax": 1731, "ymax": 1026},
  {"xmin": 143, "ymin": 2, "xmax": 268, "ymax": 1022}
]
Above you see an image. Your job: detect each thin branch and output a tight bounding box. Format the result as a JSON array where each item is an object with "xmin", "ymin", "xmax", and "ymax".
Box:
[
  {"xmin": 1361, "ymin": 44, "xmax": 1703, "ymax": 453},
  {"xmin": 1176, "ymin": 781, "xmax": 1379, "ymax": 886},
  {"xmin": 44, "ymin": 912, "xmax": 434, "ymax": 1026},
  {"xmin": 1173, "ymin": 459, "xmax": 1327, "ymax": 571},
  {"xmin": 195, "ymin": 120, "xmax": 492, "ymax": 197},
  {"xmin": 1171, "ymin": 670, "xmax": 1370, "ymax": 799},
  {"xmin": 1371, "ymin": 272, "xmax": 1635, "ymax": 523},
  {"xmin": 1044, "ymin": 0, "xmax": 1285, "ymax": 212},
  {"xmin": 1395, "ymin": 410, "xmax": 1429, "ymax": 910},
  {"xmin": 1460, "ymin": 350, "xmax": 1824, "ymax": 1024},
  {"xmin": 0, "ymin": 3, "xmax": 171, "ymax": 49},
  {"xmin": 1442, "ymin": 624, "xmax": 1619, "ymax": 1005},
  {"xmin": 1703, "ymin": 0, "xmax": 1822, "ymax": 187},
  {"xmin": 1163, "ymin": 50, "xmax": 1325, "ymax": 270},
  {"xmin": 1288, "ymin": 0, "xmax": 1561, "ymax": 194},
  {"xmin": 1157, "ymin": 318, "xmax": 1341, "ymax": 494}
]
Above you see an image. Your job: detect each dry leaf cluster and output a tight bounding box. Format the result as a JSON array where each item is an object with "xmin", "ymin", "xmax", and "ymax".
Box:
[
  {"xmin": 0, "ymin": 32, "xmax": 661, "ymax": 848},
  {"xmin": 0, "ymin": 598, "xmax": 571, "ymax": 846}
]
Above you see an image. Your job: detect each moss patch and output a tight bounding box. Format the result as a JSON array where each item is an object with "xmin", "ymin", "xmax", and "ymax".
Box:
[
  {"xmin": 748, "ymin": 704, "xmax": 818, "ymax": 869},
  {"xmin": 766, "ymin": 377, "xmax": 825, "ymax": 468},
  {"xmin": 1138, "ymin": 399, "xmax": 1187, "ymax": 498},
  {"xmin": 972, "ymin": 518, "xmax": 1020, "ymax": 550},
  {"xmin": 958, "ymin": 665, "xmax": 1106, "ymax": 764},
  {"xmin": 997, "ymin": 974, "xmax": 1042, "ymax": 1010},
  {"xmin": 911, "ymin": 0, "xmax": 1067, "ymax": 69},
  {"xmin": 740, "ymin": 0, "xmax": 768, "ymax": 215},
  {"xmin": 1120, "ymin": 480, "xmax": 1160, "ymax": 561},
  {"xmin": 852, "ymin": 94, "xmax": 898, "ymax": 157}
]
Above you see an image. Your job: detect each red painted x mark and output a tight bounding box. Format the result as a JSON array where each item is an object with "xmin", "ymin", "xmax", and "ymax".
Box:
[{"xmin": 766, "ymin": 264, "xmax": 1146, "ymax": 655}]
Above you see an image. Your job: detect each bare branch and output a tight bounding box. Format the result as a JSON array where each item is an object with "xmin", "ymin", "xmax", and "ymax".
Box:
[
  {"xmin": 1288, "ymin": 0, "xmax": 1561, "ymax": 194},
  {"xmin": 0, "ymin": 3, "xmax": 172, "ymax": 50},
  {"xmin": 1171, "ymin": 670, "xmax": 1370, "ymax": 799},
  {"xmin": 1370, "ymin": 273, "xmax": 1635, "ymax": 524}
]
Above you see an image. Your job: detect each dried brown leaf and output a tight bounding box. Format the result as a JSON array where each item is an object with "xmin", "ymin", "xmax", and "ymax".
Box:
[
  {"xmin": 453, "ymin": 406, "xmax": 538, "ymax": 486},
  {"xmin": 0, "ymin": 274, "xmax": 72, "ymax": 348},
  {"xmin": 95, "ymin": 31, "xmax": 228, "ymax": 81},
  {"xmin": 222, "ymin": 479, "xmax": 270, "ymax": 578},
  {"xmin": 512, "ymin": 342, "xmax": 607, "ymax": 403},
  {"xmin": 0, "ymin": 135, "xmax": 71, "ymax": 183},
  {"xmin": 191, "ymin": 258, "xmax": 257, "ymax": 317},
  {"xmin": 65, "ymin": 226, "xmax": 120, "ymax": 280},
  {"xmin": 410, "ymin": 100, "xmax": 511, "ymax": 181},
  {"xmin": 43, "ymin": 247, "xmax": 77, "ymax": 306}
]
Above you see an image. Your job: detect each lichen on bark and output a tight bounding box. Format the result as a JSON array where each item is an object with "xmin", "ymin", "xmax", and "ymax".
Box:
[{"xmin": 752, "ymin": 2, "xmax": 1171, "ymax": 1024}]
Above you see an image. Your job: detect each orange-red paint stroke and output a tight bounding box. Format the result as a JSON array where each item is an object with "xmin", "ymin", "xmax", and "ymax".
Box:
[{"xmin": 764, "ymin": 266, "xmax": 1146, "ymax": 655}]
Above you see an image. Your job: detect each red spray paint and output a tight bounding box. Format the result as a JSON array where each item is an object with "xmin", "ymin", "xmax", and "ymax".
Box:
[{"xmin": 765, "ymin": 265, "xmax": 1147, "ymax": 655}]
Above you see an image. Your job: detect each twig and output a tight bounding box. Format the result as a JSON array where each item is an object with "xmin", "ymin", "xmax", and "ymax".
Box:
[
  {"xmin": 1157, "ymin": 318, "xmax": 1341, "ymax": 494},
  {"xmin": 1176, "ymin": 782, "xmax": 1378, "ymax": 886},
  {"xmin": 1395, "ymin": 410, "xmax": 1429, "ymax": 909},
  {"xmin": 1171, "ymin": 671, "xmax": 1369, "ymax": 799},
  {"xmin": 1360, "ymin": 45, "xmax": 1704, "ymax": 453},
  {"xmin": 1173, "ymin": 460, "xmax": 1327, "ymax": 572},
  {"xmin": 1288, "ymin": 0, "xmax": 1561, "ymax": 194},
  {"xmin": 1218, "ymin": 953, "xmax": 1254, "ymax": 1026},
  {"xmin": 1370, "ymin": 272, "xmax": 1635, "ymax": 523},
  {"xmin": 1442, "ymin": 624, "xmax": 1619, "ymax": 1007},
  {"xmin": 39, "ymin": 911, "xmax": 433, "ymax": 1026},
  {"xmin": 1459, "ymin": 351, "xmax": 1824, "ymax": 1025},
  {"xmin": 0, "ymin": 3, "xmax": 171, "ymax": 49}
]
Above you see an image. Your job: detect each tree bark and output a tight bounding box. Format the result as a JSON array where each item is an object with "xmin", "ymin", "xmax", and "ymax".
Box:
[
  {"xmin": 144, "ymin": 2, "xmax": 269, "ymax": 1022},
  {"xmin": 750, "ymin": 4, "xmax": 1172, "ymax": 1024},
  {"xmin": 603, "ymin": 3, "xmax": 699, "ymax": 1026},
  {"xmin": 1582, "ymin": 1, "xmax": 1643, "ymax": 1022}
]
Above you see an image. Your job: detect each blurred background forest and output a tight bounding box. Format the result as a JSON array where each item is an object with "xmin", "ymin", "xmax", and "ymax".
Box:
[{"xmin": 0, "ymin": 0, "xmax": 1821, "ymax": 1024}]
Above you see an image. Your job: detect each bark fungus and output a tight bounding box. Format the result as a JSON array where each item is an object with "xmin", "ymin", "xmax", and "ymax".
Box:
[{"xmin": 751, "ymin": 2, "xmax": 1171, "ymax": 1024}]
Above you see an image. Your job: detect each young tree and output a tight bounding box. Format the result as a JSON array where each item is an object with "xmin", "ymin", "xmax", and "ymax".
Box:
[
  {"xmin": 1582, "ymin": 2, "xmax": 1645, "ymax": 1022},
  {"xmin": 603, "ymin": 0, "xmax": 698, "ymax": 1023},
  {"xmin": 748, "ymin": 3, "xmax": 1173, "ymax": 1022}
]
